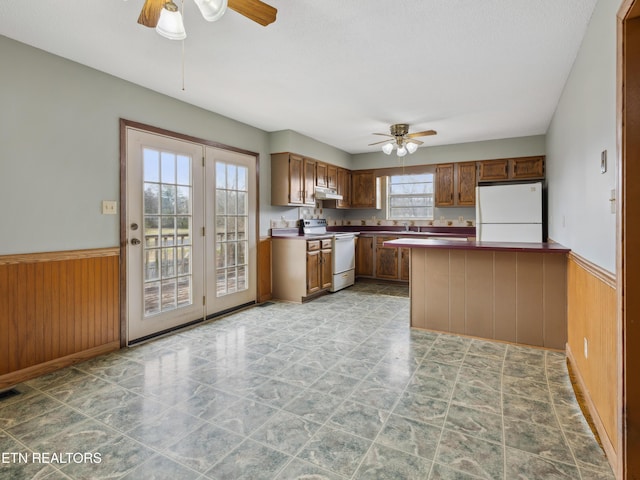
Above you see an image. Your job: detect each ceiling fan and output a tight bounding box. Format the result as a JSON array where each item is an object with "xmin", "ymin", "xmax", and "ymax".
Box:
[
  {"xmin": 137, "ymin": 0, "xmax": 277, "ymax": 40},
  {"xmin": 369, "ymin": 124, "xmax": 437, "ymax": 157}
]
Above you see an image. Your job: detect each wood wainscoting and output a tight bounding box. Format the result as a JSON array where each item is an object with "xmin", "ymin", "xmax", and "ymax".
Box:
[
  {"xmin": 566, "ymin": 252, "xmax": 618, "ymax": 473},
  {"xmin": 0, "ymin": 248, "xmax": 120, "ymax": 389}
]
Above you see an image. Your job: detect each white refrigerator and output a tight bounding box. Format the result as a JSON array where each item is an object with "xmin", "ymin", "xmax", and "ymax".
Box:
[{"xmin": 476, "ymin": 181, "xmax": 543, "ymax": 242}]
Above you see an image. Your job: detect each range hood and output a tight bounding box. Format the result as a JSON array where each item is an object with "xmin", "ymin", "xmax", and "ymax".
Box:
[{"xmin": 315, "ymin": 186, "xmax": 343, "ymax": 200}]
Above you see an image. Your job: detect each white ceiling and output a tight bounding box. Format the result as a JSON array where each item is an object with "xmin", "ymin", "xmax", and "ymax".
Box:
[{"xmin": 0, "ymin": 0, "xmax": 598, "ymax": 154}]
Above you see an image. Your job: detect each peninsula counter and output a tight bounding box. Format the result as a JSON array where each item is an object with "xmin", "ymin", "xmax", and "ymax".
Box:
[{"xmin": 383, "ymin": 238, "xmax": 570, "ymax": 349}]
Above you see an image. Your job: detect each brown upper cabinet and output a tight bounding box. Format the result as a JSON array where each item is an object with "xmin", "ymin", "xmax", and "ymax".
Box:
[
  {"xmin": 351, "ymin": 170, "xmax": 379, "ymax": 209},
  {"xmin": 457, "ymin": 162, "xmax": 477, "ymax": 205},
  {"xmin": 509, "ymin": 156, "xmax": 545, "ymax": 179},
  {"xmin": 435, "ymin": 164, "xmax": 455, "ymax": 206},
  {"xmin": 316, "ymin": 162, "xmax": 328, "ymax": 188},
  {"xmin": 316, "ymin": 162, "xmax": 338, "ymax": 190},
  {"xmin": 321, "ymin": 167, "xmax": 351, "ymax": 209},
  {"xmin": 435, "ymin": 161, "xmax": 477, "ymax": 207},
  {"xmin": 336, "ymin": 168, "xmax": 351, "ymax": 208},
  {"xmin": 477, "ymin": 156, "xmax": 545, "ymax": 182},
  {"xmin": 327, "ymin": 164, "xmax": 338, "ymax": 189},
  {"xmin": 303, "ymin": 158, "xmax": 316, "ymax": 204},
  {"xmin": 477, "ymin": 159, "xmax": 509, "ymax": 182},
  {"xmin": 271, "ymin": 153, "xmax": 317, "ymax": 206}
]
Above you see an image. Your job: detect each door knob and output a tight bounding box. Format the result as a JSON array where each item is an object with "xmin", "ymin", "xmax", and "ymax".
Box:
[
  {"xmin": 130, "ymin": 223, "xmax": 139, "ymax": 231},
  {"xmin": 131, "ymin": 238, "xmax": 141, "ymax": 245}
]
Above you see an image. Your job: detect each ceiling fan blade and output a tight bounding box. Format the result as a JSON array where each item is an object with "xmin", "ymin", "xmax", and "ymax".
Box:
[
  {"xmin": 228, "ymin": 0, "xmax": 277, "ymax": 26},
  {"xmin": 368, "ymin": 139, "xmax": 394, "ymax": 146},
  {"xmin": 137, "ymin": 0, "xmax": 165, "ymax": 28},
  {"xmin": 406, "ymin": 138, "xmax": 424, "ymax": 145},
  {"xmin": 372, "ymin": 133, "xmax": 393, "ymax": 137},
  {"xmin": 406, "ymin": 129, "xmax": 437, "ymax": 139}
]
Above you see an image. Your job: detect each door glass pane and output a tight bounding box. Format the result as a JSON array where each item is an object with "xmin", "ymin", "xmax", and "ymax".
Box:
[
  {"xmin": 142, "ymin": 148, "xmax": 193, "ymax": 317},
  {"xmin": 144, "ymin": 184, "xmax": 160, "ymax": 214},
  {"xmin": 215, "ymin": 161, "xmax": 249, "ymax": 297}
]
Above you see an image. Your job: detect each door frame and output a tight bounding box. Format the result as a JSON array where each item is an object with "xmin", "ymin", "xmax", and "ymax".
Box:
[
  {"xmin": 617, "ymin": 1, "xmax": 640, "ymax": 478},
  {"xmin": 119, "ymin": 119, "xmax": 260, "ymax": 347}
]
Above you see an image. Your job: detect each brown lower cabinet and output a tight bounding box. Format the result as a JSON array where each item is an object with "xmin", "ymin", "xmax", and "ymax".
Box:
[
  {"xmin": 356, "ymin": 236, "xmax": 374, "ymax": 276},
  {"xmin": 356, "ymin": 235, "xmax": 407, "ymax": 282},
  {"xmin": 375, "ymin": 236, "xmax": 400, "ymax": 279},
  {"xmin": 272, "ymin": 238, "xmax": 332, "ymax": 302},
  {"xmin": 306, "ymin": 240, "xmax": 332, "ymax": 294}
]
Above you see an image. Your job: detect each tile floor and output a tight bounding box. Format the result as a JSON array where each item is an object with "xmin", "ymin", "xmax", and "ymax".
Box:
[{"xmin": 0, "ymin": 282, "xmax": 615, "ymax": 479}]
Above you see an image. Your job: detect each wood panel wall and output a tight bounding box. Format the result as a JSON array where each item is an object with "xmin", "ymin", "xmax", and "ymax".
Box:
[
  {"xmin": 0, "ymin": 248, "xmax": 120, "ymax": 388},
  {"xmin": 566, "ymin": 253, "xmax": 617, "ymax": 472},
  {"xmin": 410, "ymin": 248, "xmax": 567, "ymax": 349}
]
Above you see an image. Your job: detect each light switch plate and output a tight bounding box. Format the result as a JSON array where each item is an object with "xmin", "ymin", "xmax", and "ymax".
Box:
[{"xmin": 102, "ymin": 200, "xmax": 117, "ymax": 215}]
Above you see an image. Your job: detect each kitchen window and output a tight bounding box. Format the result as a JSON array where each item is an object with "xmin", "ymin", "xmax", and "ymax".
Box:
[{"xmin": 387, "ymin": 173, "xmax": 434, "ymax": 220}]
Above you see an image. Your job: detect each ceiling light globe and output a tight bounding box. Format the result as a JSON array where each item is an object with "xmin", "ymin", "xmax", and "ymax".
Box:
[
  {"xmin": 397, "ymin": 146, "xmax": 407, "ymax": 157},
  {"xmin": 156, "ymin": 5, "xmax": 187, "ymax": 40},
  {"xmin": 406, "ymin": 142, "xmax": 418, "ymax": 154},
  {"xmin": 382, "ymin": 143, "xmax": 394, "ymax": 155},
  {"xmin": 194, "ymin": 0, "xmax": 228, "ymax": 22}
]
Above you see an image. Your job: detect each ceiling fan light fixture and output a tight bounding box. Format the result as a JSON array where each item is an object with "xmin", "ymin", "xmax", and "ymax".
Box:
[
  {"xmin": 382, "ymin": 143, "xmax": 394, "ymax": 155},
  {"xmin": 156, "ymin": 1, "xmax": 187, "ymax": 40},
  {"xmin": 194, "ymin": 0, "xmax": 228, "ymax": 22},
  {"xmin": 397, "ymin": 145, "xmax": 408, "ymax": 157},
  {"xmin": 406, "ymin": 142, "xmax": 418, "ymax": 154}
]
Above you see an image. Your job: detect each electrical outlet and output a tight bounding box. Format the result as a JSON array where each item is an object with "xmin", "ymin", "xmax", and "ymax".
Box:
[
  {"xmin": 584, "ymin": 337, "xmax": 589, "ymax": 359},
  {"xmin": 102, "ymin": 200, "xmax": 117, "ymax": 215},
  {"xmin": 458, "ymin": 216, "xmax": 464, "ymax": 222}
]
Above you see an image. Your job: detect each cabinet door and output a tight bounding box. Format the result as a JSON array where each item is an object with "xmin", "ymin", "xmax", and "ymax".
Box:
[
  {"xmin": 351, "ymin": 170, "xmax": 376, "ymax": 208},
  {"xmin": 316, "ymin": 162, "xmax": 327, "ymax": 187},
  {"xmin": 303, "ymin": 158, "xmax": 316, "ymax": 205},
  {"xmin": 510, "ymin": 156, "xmax": 545, "ymax": 179},
  {"xmin": 435, "ymin": 164, "xmax": 455, "ymax": 206},
  {"xmin": 306, "ymin": 250, "xmax": 321, "ymax": 294},
  {"xmin": 457, "ymin": 162, "xmax": 477, "ymax": 206},
  {"xmin": 289, "ymin": 154, "xmax": 305, "ymax": 205},
  {"xmin": 356, "ymin": 236, "xmax": 374, "ymax": 277},
  {"xmin": 327, "ymin": 165, "xmax": 338, "ymax": 189},
  {"xmin": 478, "ymin": 159, "xmax": 509, "ymax": 181},
  {"xmin": 336, "ymin": 168, "xmax": 351, "ymax": 208},
  {"xmin": 321, "ymin": 249, "xmax": 332, "ymax": 290},
  {"xmin": 400, "ymin": 248, "xmax": 410, "ymax": 281},
  {"xmin": 375, "ymin": 237, "xmax": 399, "ymax": 280}
]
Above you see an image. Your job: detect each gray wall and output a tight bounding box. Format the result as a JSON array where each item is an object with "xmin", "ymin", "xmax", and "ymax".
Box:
[
  {"xmin": 352, "ymin": 135, "xmax": 546, "ymax": 170},
  {"xmin": 0, "ymin": 35, "xmax": 283, "ymax": 254},
  {"xmin": 345, "ymin": 135, "xmax": 546, "ymax": 223},
  {"xmin": 545, "ymin": 0, "xmax": 618, "ymax": 272}
]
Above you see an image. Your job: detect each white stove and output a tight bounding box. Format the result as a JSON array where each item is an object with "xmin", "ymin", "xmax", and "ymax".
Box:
[{"xmin": 299, "ymin": 219, "xmax": 356, "ymax": 292}]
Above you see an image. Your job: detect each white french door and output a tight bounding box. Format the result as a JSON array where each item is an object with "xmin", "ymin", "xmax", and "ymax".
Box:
[
  {"xmin": 204, "ymin": 146, "xmax": 256, "ymax": 315},
  {"xmin": 125, "ymin": 128, "xmax": 256, "ymax": 343}
]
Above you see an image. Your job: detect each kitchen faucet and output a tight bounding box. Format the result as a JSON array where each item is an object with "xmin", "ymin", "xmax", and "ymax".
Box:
[{"xmin": 403, "ymin": 222, "xmax": 410, "ymax": 232}]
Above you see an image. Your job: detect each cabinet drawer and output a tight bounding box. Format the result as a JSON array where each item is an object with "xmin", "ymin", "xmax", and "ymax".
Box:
[
  {"xmin": 321, "ymin": 239, "xmax": 332, "ymax": 249},
  {"xmin": 307, "ymin": 240, "xmax": 321, "ymax": 251}
]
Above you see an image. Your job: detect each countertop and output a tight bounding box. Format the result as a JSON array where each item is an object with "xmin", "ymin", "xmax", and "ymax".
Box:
[
  {"xmin": 383, "ymin": 237, "xmax": 570, "ymax": 253},
  {"xmin": 270, "ymin": 226, "xmax": 474, "ymax": 240}
]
